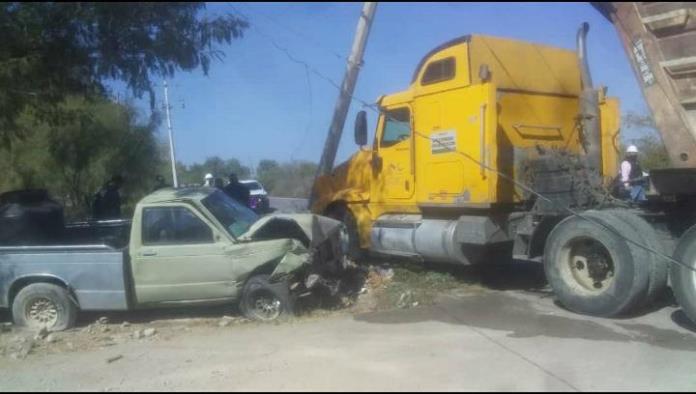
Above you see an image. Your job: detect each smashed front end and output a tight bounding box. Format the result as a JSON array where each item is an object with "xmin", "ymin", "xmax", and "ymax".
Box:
[{"xmin": 240, "ymin": 213, "xmax": 350, "ymax": 298}]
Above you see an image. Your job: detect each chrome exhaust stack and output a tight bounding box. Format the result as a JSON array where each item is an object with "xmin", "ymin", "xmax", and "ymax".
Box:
[{"xmin": 577, "ymin": 22, "xmax": 602, "ymax": 179}]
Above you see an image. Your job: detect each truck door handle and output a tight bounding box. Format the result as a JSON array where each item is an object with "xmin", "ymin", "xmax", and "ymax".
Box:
[{"xmin": 142, "ymin": 251, "xmax": 157, "ymax": 257}]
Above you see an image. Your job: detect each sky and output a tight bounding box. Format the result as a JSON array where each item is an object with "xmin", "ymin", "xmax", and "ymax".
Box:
[{"xmin": 115, "ymin": 2, "xmax": 650, "ymax": 170}]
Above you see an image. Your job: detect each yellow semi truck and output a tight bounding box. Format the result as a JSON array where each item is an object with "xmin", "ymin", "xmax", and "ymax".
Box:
[{"xmin": 310, "ymin": 23, "xmax": 688, "ymax": 319}]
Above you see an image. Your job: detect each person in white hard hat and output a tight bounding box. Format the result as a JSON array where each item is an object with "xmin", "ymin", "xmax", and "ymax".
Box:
[
  {"xmin": 203, "ymin": 173, "xmax": 214, "ymax": 187},
  {"xmin": 620, "ymin": 145, "xmax": 647, "ymax": 202}
]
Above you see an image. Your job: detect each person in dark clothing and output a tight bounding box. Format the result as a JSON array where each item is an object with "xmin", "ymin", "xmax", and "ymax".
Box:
[
  {"xmin": 93, "ymin": 175, "xmax": 124, "ymax": 220},
  {"xmin": 223, "ymin": 173, "xmax": 250, "ymax": 207},
  {"xmin": 153, "ymin": 175, "xmax": 169, "ymax": 191},
  {"xmin": 214, "ymin": 177, "xmax": 225, "ymax": 190}
]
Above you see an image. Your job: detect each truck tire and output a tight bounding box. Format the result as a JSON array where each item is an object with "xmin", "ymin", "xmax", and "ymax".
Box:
[
  {"xmin": 327, "ymin": 205, "xmax": 366, "ymax": 262},
  {"xmin": 603, "ymin": 209, "xmax": 668, "ymax": 304},
  {"xmin": 543, "ymin": 211, "xmax": 651, "ymax": 317},
  {"xmin": 239, "ymin": 275, "xmax": 294, "ymax": 322},
  {"xmin": 12, "ymin": 283, "xmax": 77, "ymax": 331},
  {"xmin": 669, "ymin": 224, "xmax": 696, "ymax": 325}
]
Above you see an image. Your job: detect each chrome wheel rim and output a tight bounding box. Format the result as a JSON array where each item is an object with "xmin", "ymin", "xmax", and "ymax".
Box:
[{"xmin": 26, "ymin": 297, "xmax": 59, "ymax": 328}]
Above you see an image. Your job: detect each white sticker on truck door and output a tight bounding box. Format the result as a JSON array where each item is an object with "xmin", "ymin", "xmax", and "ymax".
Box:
[{"xmin": 431, "ymin": 130, "xmax": 456, "ymax": 154}]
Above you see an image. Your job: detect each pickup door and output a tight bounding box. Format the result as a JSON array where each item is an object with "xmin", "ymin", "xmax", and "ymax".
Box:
[{"xmin": 130, "ymin": 204, "xmax": 239, "ymax": 304}]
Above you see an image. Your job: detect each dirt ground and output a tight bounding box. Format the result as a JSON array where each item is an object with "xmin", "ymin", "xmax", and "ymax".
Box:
[{"xmin": 0, "ymin": 259, "xmax": 507, "ymax": 361}]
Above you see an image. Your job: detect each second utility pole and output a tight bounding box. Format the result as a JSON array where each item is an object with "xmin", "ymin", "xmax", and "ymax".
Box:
[{"xmin": 163, "ymin": 80, "xmax": 179, "ymax": 188}]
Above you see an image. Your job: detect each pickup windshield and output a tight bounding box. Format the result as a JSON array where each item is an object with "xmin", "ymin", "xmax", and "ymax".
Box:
[{"xmin": 201, "ymin": 190, "xmax": 259, "ymax": 238}]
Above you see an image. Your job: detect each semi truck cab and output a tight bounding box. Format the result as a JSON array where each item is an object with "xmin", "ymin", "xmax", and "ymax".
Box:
[{"xmin": 312, "ymin": 32, "xmax": 621, "ymax": 265}]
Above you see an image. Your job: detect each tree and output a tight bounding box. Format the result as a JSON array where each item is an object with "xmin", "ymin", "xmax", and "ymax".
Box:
[
  {"xmin": 0, "ymin": 97, "xmax": 164, "ymax": 219},
  {"xmin": 257, "ymin": 159, "xmax": 281, "ymax": 192},
  {"xmin": 0, "ymin": 3, "xmax": 248, "ymax": 144},
  {"xmin": 257, "ymin": 160, "xmax": 317, "ymax": 198},
  {"xmin": 173, "ymin": 156, "xmax": 251, "ymax": 186}
]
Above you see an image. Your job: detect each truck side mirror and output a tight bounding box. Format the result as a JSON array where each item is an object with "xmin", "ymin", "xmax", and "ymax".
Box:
[{"xmin": 354, "ymin": 110, "xmax": 368, "ymax": 146}]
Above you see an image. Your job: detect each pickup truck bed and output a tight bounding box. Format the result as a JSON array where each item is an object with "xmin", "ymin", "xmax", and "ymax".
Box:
[{"xmin": 0, "ymin": 244, "xmax": 129, "ymax": 311}]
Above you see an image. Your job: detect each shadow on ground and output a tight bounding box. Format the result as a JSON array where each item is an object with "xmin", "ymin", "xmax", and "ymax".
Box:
[{"xmin": 354, "ymin": 291, "xmax": 696, "ymax": 351}]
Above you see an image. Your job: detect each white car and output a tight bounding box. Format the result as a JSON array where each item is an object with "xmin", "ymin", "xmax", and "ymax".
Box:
[{"xmin": 240, "ymin": 179, "xmax": 270, "ymax": 213}]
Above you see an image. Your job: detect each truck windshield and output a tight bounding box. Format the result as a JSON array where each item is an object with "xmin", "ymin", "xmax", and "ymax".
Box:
[{"xmin": 201, "ymin": 190, "xmax": 259, "ymax": 238}]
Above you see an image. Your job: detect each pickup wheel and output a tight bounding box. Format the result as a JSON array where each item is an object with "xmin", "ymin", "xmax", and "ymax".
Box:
[
  {"xmin": 543, "ymin": 211, "xmax": 651, "ymax": 317},
  {"xmin": 239, "ymin": 275, "xmax": 294, "ymax": 322},
  {"xmin": 12, "ymin": 283, "xmax": 77, "ymax": 331}
]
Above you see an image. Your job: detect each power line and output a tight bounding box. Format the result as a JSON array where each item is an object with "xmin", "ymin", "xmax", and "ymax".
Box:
[
  {"xmin": 290, "ymin": 64, "xmax": 314, "ymax": 160},
  {"xmin": 237, "ymin": 2, "xmax": 348, "ymax": 62},
  {"xmin": 233, "ymin": 3, "xmax": 696, "ymax": 274}
]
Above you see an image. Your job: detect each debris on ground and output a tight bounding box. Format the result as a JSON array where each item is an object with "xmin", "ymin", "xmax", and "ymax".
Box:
[
  {"xmin": 34, "ymin": 327, "xmax": 49, "ymax": 341},
  {"xmin": 142, "ymin": 328, "xmax": 157, "ymax": 338},
  {"xmin": 347, "ymin": 260, "xmax": 483, "ymax": 313},
  {"xmin": 106, "ymin": 355, "xmax": 123, "ymax": 364},
  {"xmin": 98, "ymin": 317, "xmax": 109, "ymax": 325}
]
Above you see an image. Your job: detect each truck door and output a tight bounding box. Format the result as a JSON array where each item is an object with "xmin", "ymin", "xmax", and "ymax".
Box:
[
  {"xmin": 413, "ymin": 84, "xmax": 498, "ymax": 205},
  {"xmin": 374, "ymin": 106, "xmax": 415, "ymax": 200},
  {"xmin": 131, "ymin": 205, "xmax": 235, "ymax": 304}
]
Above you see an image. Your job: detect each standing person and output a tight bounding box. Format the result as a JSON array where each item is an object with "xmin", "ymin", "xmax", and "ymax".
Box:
[
  {"xmin": 153, "ymin": 175, "xmax": 169, "ymax": 191},
  {"xmin": 92, "ymin": 175, "xmax": 124, "ymax": 220},
  {"xmin": 620, "ymin": 145, "xmax": 647, "ymax": 202},
  {"xmin": 214, "ymin": 177, "xmax": 225, "ymax": 190},
  {"xmin": 203, "ymin": 173, "xmax": 214, "ymax": 187},
  {"xmin": 223, "ymin": 173, "xmax": 250, "ymax": 207}
]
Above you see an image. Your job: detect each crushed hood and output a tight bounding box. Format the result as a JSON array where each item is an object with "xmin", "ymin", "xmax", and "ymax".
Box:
[{"xmin": 239, "ymin": 213, "xmax": 344, "ymax": 248}]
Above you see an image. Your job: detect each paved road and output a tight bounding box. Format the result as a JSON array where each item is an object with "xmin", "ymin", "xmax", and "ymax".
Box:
[
  {"xmin": 2, "ymin": 285, "xmax": 696, "ymax": 391},
  {"xmin": 268, "ymin": 196, "xmax": 309, "ymax": 213}
]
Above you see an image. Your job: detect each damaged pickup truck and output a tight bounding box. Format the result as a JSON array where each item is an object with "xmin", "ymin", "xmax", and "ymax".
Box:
[{"xmin": 0, "ymin": 188, "xmax": 349, "ymax": 331}]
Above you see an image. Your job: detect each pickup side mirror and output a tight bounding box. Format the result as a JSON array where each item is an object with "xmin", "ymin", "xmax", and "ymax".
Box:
[{"xmin": 354, "ymin": 110, "xmax": 368, "ymax": 146}]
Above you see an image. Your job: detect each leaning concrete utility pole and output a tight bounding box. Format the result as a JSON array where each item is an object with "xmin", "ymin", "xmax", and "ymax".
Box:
[
  {"xmin": 163, "ymin": 80, "xmax": 179, "ymax": 188},
  {"xmin": 313, "ymin": 2, "xmax": 377, "ymax": 185}
]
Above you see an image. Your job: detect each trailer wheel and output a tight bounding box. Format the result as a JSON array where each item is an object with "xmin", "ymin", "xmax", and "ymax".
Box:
[
  {"xmin": 239, "ymin": 275, "xmax": 294, "ymax": 322},
  {"xmin": 327, "ymin": 205, "xmax": 366, "ymax": 262},
  {"xmin": 669, "ymin": 225, "xmax": 696, "ymax": 325},
  {"xmin": 12, "ymin": 283, "xmax": 77, "ymax": 331},
  {"xmin": 603, "ymin": 209, "xmax": 668, "ymax": 304},
  {"xmin": 543, "ymin": 211, "xmax": 650, "ymax": 317}
]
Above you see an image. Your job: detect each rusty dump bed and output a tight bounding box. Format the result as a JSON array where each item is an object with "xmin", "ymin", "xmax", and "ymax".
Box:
[{"xmin": 593, "ymin": 2, "xmax": 696, "ymax": 168}]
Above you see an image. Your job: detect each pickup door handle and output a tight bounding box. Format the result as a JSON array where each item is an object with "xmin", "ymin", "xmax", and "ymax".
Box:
[{"xmin": 141, "ymin": 251, "xmax": 157, "ymax": 257}]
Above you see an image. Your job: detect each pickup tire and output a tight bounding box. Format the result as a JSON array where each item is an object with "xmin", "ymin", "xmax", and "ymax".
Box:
[
  {"xmin": 239, "ymin": 275, "xmax": 294, "ymax": 322},
  {"xmin": 543, "ymin": 211, "xmax": 651, "ymax": 317},
  {"xmin": 12, "ymin": 283, "xmax": 77, "ymax": 331}
]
